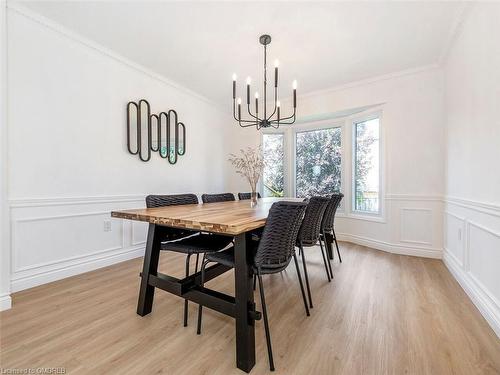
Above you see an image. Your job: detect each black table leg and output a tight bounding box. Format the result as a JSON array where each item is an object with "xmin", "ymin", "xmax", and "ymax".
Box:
[
  {"xmin": 137, "ymin": 223, "xmax": 161, "ymax": 316},
  {"xmin": 234, "ymin": 232, "xmax": 256, "ymax": 373}
]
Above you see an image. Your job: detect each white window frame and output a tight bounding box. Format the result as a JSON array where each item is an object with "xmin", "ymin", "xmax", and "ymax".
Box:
[
  {"xmin": 259, "ymin": 130, "xmax": 289, "ymax": 197},
  {"xmin": 260, "ymin": 107, "xmax": 385, "ymax": 222},
  {"xmin": 350, "ymin": 111, "xmax": 385, "ymax": 222}
]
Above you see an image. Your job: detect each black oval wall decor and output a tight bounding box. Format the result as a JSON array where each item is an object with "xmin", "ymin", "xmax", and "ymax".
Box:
[{"xmin": 126, "ymin": 99, "xmax": 187, "ymax": 164}]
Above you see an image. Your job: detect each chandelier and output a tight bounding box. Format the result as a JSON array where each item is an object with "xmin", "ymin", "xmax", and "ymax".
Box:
[{"xmin": 232, "ymin": 34, "xmax": 297, "ymax": 129}]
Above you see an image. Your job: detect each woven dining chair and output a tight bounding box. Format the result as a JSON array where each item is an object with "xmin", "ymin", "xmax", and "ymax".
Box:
[
  {"xmin": 296, "ymin": 196, "xmax": 331, "ymax": 309},
  {"xmin": 201, "ymin": 193, "xmax": 235, "ymax": 203},
  {"xmin": 145, "ymin": 194, "xmax": 232, "ymax": 327},
  {"xmin": 238, "ymin": 192, "xmax": 261, "ymax": 200},
  {"xmin": 195, "ymin": 201, "xmax": 309, "ymax": 371},
  {"xmin": 320, "ymin": 193, "xmax": 344, "ymax": 270}
]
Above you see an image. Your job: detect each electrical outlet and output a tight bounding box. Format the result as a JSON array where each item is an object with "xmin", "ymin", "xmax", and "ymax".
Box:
[{"xmin": 103, "ymin": 220, "xmax": 112, "ymax": 232}]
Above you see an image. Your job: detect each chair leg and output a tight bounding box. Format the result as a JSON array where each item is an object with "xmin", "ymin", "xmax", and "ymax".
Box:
[
  {"xmin": 322, "ymin": 232, "xmax": 333, "ymax": 260},
  {"xmin": 293, "ymin": 253, "xmax": 310, "ymax": 316},
  {"xmin": 333, "ymin": 228, "xmax": 342, "ymax": 263},
  {"xmin": 195, "ymin": 253, "xmax": 200, "ymax": 273},
  {"xmin": 299, "ymin": 243, "xmax": 313, "ymax": 308},
  {"xmin": 253, "ymin": 274, "xmax": 257, "ymax": 291},
  {"xmin": 323, "ymin": 234, "xmax": 334, "ymax": 279},
  {"xmin": 197, "ymin": 256, "xmax": 208, "ymax": 335},
  {"xmin": 184, "ymin": 254, "xmax": 192, "ymax": 327},
  {"xmin": 257, "ymin": 273, "xmax": 275, "ymax": 371},
  {"xmin": 319, "ymin": 238, "xmax": 332, "ymax": 282}
]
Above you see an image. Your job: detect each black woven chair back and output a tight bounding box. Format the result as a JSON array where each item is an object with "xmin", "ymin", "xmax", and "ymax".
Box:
[
  {"xmin": 238, "ymin": 192, "xmax": 262, "ymax": 200},
  {"xmin": 298, "ymin": 196, "xmax": 330, "ymax": 246},
  {"xmin": 201, "ymin": 193, "xmax": 235, "ymax": 203},
  {"xmin": 146, "ymin": 194, "xmax": 198, "ymax": 208},
  {"xmin": 321, "ymin": 193, "xmax": 344, "ymax": 232},
  {"xmin": 145, "ymin": 194, "xmax": 199, "ymax": 241},
  {"xmin": 254, "ymin": 201, "xmax": 307, "ymax": 272}
]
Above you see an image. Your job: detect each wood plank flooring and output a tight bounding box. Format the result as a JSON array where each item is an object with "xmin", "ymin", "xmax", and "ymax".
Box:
[{"xmin": 1, "ymin": 242, "xmax": 499, "ymax": 374}]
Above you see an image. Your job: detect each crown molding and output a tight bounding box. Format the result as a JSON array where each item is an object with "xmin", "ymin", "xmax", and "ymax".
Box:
[
  {"xmin": 438, "ymin": 2, "xmax": 473, "ymax": 66},
  {"xmin": 6, "ymin": 2, "xmax": 227, "ymax": 113},
  {"xmin": 288, "ymin": 64, "xmax": 440, "ymax": 103}
]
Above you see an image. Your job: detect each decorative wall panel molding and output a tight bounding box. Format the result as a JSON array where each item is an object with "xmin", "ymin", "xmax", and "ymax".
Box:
[
  {"xmin": 444, "ymin": 211, "xmax": 466, "ymax": 267},
  {"xmin": 399, "ymin": 207, "xmax": 433, "ymax": 245},
  {"xmin": 444, "ymin": 200, "xmax": 500, "ymax": 339},
  {"xmin": 127, "ymin": 99, "xmax": 186, "ymax": 164},
  {"xmin": 446, "ymin": 196, "xmax": 500, "ymax": 217},
  {"xmin": 9, "ymin": 195, "xmax": 148, "ymax": 292}
]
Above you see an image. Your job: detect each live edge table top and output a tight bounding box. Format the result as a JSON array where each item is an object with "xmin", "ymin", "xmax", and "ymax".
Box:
[{"xmin": 111, "ymin": 197, "xmax": 303, "ymax": 235}]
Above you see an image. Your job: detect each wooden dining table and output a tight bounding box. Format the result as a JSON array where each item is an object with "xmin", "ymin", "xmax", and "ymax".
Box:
[{"xmin": 111, "ymin": 197, "xmax": 301, "ymax": 373}]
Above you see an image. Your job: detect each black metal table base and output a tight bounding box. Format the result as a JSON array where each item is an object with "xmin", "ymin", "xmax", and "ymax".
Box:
[{"xmin": 136, "ymin": 224, "xmax": 258, "ymax": 373}]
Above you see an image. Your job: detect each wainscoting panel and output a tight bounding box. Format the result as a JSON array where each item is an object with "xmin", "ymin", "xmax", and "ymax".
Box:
[
  {"xmin": 12, "ymin": 211, "xmax": 124, "ymax": 272},
  {"xmin": 444, "ymin": 211, "xmax": 465, "ymax": 267},
  {"xmin": 443, "ymin": 197, "xmax": 500, "ymax": 338},
  {"xmin": 9, "ymin": 195, "xmax": 148, "ymax": 292},
  {"xmin": 467, "ymin": 221, "xmax": 500, "ymax": 306},
  {"xmin": 337, "ymin": 195, "xmax": 443, "ymax": 259},
  {"xmin": 132, "ymin": 221, "xmax": 148, "ymax": 246},
  {"xmin": 400, "ymin": 208, "xmax": 433, "ymax": 245}
]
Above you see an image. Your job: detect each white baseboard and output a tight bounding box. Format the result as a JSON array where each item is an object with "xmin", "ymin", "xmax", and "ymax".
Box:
[
  {"xmin": 0, "ymin": 294, "xmax": 12, "ymax": 311},
  {"xmin": 11, "ymin": 245, "xmax": 145, "ymax": 293},
  {"xmin": 443, "ymin": 249, "xmax": 500, "ymax": 338},
  {"xmin": 338, "ymin": 233, "xmax": 442, "ymax": 259}
]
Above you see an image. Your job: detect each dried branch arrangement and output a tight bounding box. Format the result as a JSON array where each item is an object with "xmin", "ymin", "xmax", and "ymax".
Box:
[{"xmin": 228, "ymin": 147, "xmax": 264, "ymax": 192}]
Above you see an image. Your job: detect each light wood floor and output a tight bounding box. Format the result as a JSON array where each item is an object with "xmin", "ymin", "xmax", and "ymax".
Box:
[{"xmin": 1, "ymin": 243, "xmax": 499, "ymax": 374}]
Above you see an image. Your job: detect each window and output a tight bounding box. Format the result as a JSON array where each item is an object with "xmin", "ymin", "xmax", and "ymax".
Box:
[
  {"xmin": 295, "ymin": 127, "xmax": 342, "ymax": 198},
  {"xmin": 353, "ymin": 118, "xmax": 380, "ymax": 213},
  {"xmin": 262, "ymin": 133, "xmax": 285, "ymax": 197}
]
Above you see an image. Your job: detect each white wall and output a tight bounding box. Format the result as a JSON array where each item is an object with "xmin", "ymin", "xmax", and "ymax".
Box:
[
  {"xmin": 4, "ymin": 4, "xmax": 232, "ymax": 298},
  {"xmin": 442, "ymin": 3, "xmax": 500, "ymax": 337},
  {"xmin": 230, "ymin": 67, "xmax": 445, "ymax": 259}
]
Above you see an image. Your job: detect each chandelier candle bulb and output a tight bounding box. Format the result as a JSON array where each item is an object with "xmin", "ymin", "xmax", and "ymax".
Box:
[
  {"xmin": 255, "ymin": 92, "xmax": 259, "ymax": 113},
  {"xmin": 237, "ymin": 98, "xmax": 242, "ymax": 119}
]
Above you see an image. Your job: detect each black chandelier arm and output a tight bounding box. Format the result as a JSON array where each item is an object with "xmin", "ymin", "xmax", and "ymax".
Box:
[
  {"xmin": 273, "ymin": 119, "xmax": 295, "ymax": 125},
  {"xmin": 246, "ymin": 104, "xmax": 260, "ymax": 121},
  {"xmin": 275, "ymin": 107, "xmax": 296, "ymax": 122},
  {"xmin": 238, "ymin": 117, "xmax": 260, "ymax": 124},
  {"xmin": 239, "ymin": 119, "xmax": 259, "ymax": 128},
  {"xmin": 270, "ymin": 112, "xmax": 296, "ymax": 125},
  {"xmin": 232, "ymin": 100, "xmax": 238, "ymax": 121},
  {"xmin": 233, "ymin": 100, "xmax": 259, "ymax": 123},
  {"xmin": 265, "ymin": 86, "xmax": 279, "ymax": 122}
]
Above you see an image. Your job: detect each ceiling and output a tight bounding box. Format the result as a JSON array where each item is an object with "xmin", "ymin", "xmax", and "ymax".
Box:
[{"xmin": 19, "ymin": 1, "xmax": 463, "ymax": 108}]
